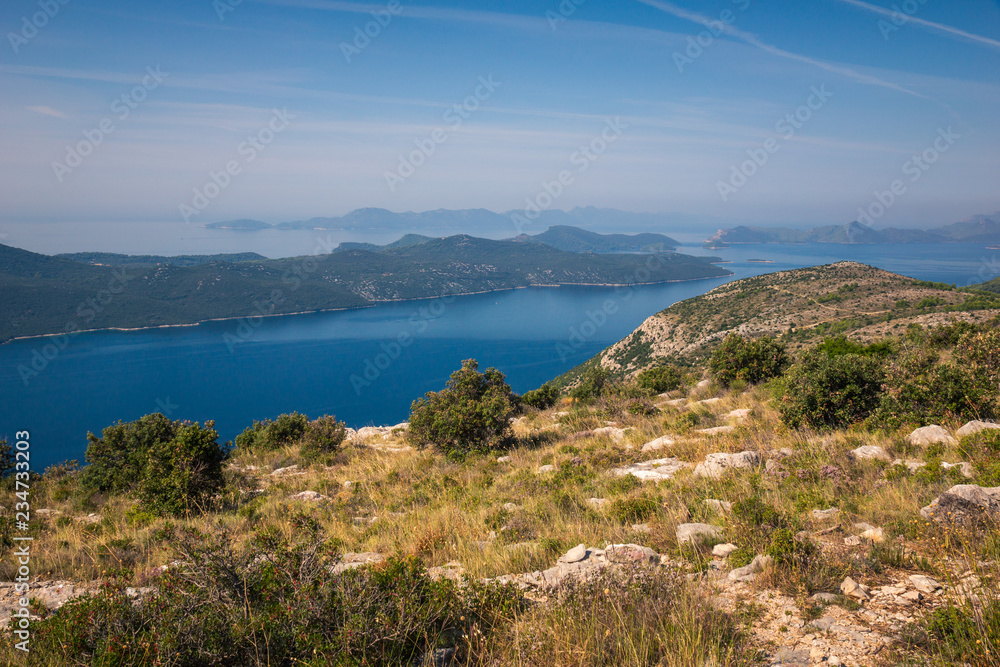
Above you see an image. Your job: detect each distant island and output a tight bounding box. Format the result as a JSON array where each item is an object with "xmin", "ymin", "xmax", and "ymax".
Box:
[
  {"xmin": 704, "ymin": 213, "xmax": 1000, "ymax": 247},
  {"xmin": 205, "ymin": 206, "xmax": 695, "ymax": 237},
  {"xmin": 0, "ymin": 233, "xmax": 730, "ymax": 344}
]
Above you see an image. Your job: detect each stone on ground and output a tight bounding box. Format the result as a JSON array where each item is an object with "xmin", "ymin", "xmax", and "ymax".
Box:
[
  {"xmin": 956, "ymin": 420, "xmax": 1000, "ymax": 438},
  {"xmin": 921, "ymin": 484, "xmax": 1000, "ymax": 525},
  {"xmin": 906, "ymin": 424, "xmax": 958, "ymax": 447},
  {"xmin": 676, "ymin": 523, "xmax": 722, "ymax": 544},
  {"xmin": 694, "ymin": 451, "xmax": 761, "ymax": 478}
]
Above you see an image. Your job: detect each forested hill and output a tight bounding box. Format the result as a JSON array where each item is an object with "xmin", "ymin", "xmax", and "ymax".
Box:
[
  {"xmin": 0, "ymin": 236, "xmax": 730, "ymax": 343},
  {"xmin": 555, "ymin": 262, "xmax": 1000, "ymax": 386}
]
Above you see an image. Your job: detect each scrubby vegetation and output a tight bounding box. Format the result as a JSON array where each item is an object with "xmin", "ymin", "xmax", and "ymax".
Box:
[{"xmin": 3, "ymin": 267, "xmax": 1000, "ymax": 666}]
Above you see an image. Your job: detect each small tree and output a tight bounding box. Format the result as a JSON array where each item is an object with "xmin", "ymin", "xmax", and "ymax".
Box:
[
  {"xmin": 779, "ymin": 351, "xmax": 885, "ymax": 429},
  {"xmin": 709, "ymin": 334, "xmax": 789, "ymax": 387},
  {"xmin": 235, "ymin": 412, "xmax": 309, "ymax": 452},
  {"xmin": 300, "ymin": 416, "xmax": 348, "ymax": 460},
  {"xmin": 83, "ymin": 413, "xmax": 181, "ymax": 493},
  {"xmin": 408, "ymin": 359, "xmax": 519, "ymax": 457},
  {"xmin": 570, "ymin": 366, "xmax": 610, "ymax": 401}
]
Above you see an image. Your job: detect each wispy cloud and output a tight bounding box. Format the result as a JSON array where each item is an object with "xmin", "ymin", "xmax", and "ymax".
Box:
[
  {"xmin": 25, "ymin": 105, "xmax": 69, "ymax": 119},
  {"xmin": 833, "ymin": 0, "xmax": 1000, "ymax": 50},
  {"xmin": 638, "ymin": 0, "xmax": 930, "ymax": 99}
]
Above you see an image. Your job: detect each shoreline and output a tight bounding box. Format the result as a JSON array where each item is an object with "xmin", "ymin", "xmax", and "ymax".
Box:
[{"xmin": 0, "ymin": 273, "xmax": 733, "ymax": 345}]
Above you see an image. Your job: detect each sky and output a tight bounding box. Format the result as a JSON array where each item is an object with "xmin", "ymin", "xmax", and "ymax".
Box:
[{"xmin": 1, "ymin": 0, "xmax": 999, "ymax": 230}]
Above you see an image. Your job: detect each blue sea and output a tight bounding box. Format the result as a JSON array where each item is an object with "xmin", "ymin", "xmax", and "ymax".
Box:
[{"xmin": 1, "ymin": 238, "xmax": 997, "ymax": 470}]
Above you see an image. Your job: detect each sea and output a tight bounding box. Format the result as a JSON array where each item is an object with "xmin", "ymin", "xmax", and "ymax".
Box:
[{"xmin": 1, "ymin": 220, "xmax": 997, "ymax": 470}]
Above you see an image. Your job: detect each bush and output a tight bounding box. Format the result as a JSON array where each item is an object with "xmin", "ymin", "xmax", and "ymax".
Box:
[
  {"xmin": 778, "ymin": 351, "xmax": 885, "ymax": 429},
  {"xmin": 408, "ymin": 359, "xmax": 520, "ymax": 458},
  {"xmin": 137, "ymin": 420, "xmax": 226, "ymax": 516},
  {"xmin": 636, "ymin": 364, "xmax": 682, "ymax": 393},
  {"xmin": 709, "ymin": 334, "xmax": 789, "ymax": 387},
  {"xmin": 81, "ymin": 414, "xmax": 227, "ymax": 515},
  {"xmin": 300, "ymin": 415, "xmax": 347, "ymax": 460},
  {"xmin": 570, "ymin": 366, "xmax": 610, "ymax": 401},
  {"xmin": 235, "ymin": 412, "xmax": 309, "ymax": 452},
  {"xmin": 522, "ymin": 383, "xmax": 559, "ymax": 410},
  {"xmin": 17, "ymin": 529, "xmax": 522, "ymax": 666}
]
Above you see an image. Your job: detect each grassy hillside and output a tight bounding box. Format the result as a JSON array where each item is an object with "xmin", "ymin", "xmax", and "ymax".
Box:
[
  {"xmin": 0, "ymin": 237, "xmax": 730, "ymax": 342},
  {"xmin": 556, "ymin": 262, "xmax": 1000, "ymax": 385}
]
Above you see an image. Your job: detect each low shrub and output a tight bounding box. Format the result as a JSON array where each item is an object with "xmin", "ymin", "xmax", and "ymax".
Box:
[
  {"xmin": 636, "ymin": 364, "xmax": 683, "ymax": 394},
  {"xmin": 778, "ymin": 351, "xmax": 885, "ymax": 429},
  {"xmin": 234, "ymin": 412, "xmax": 309, "ymax": 452},
  {"xmin": 521, "ymin": 383, "xmax": 559, "ymax": 410},
  {"xmin": 709, "ymin": 334, "xmax": 789, "ymax": 388}
]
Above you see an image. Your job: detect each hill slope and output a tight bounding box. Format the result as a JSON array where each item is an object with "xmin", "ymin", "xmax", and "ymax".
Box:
[
  {"xmin": 557, "ymin": 262, "xmax": 1000, "ymax": 384},
  {"xmin": 0, "ymin": 238, "xmax": 730, "ymax": 342},
  {"xmin": 524, "ymin": 225, "xmax": 678, "ymax": 252}
]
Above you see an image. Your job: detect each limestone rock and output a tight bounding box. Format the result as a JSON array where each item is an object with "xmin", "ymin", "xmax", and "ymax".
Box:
[
  {"xmin": 920, "ymin": 484, "xmax": 1000, "ymax": 525},
  {"xmin": 694, "ymin": 425, "xmax": 736, "ymax": 436},
  {"xmin": 559, "ymin": 544, "xmax": 588, "ymax": 564},
  {"xmin": 812, "ymin": 507, "xmax": 840, "ymax": 520},
  {"xmin": 728, "ymin": 554, "xmax": 772, "ymax": 582},
  {"xmin": 587, "ymin": 497, "xmax": 609, "ymax": 509},
  {"xmin": 609, "ymin": 457, "xmax": 689, "ymax": 482},
  {"xmin": 712, "ymin": 543, "xmax": 737, "ymax": 558},
  {"xmin": 694, "ymin": 451, "xmax": 761, "ymax": 479},
  {"xmin": 909, "ymin": 575, "xmax": 941, "ymax": 594},
  {"xmin": 536, "ymin": 464, "xmax": 556, "ymax": 474},
  {"xmin": 290, "ymin": 490, "xmax": 328, "ymax": 502},
  {"xmin": 592, "ymin": 426, "xmax": 627, "ymax": 441},
  {"xmin": 640, "ymin": 435, "xmax": 674, "ymax": 452},
  {"xmin": 676, "ymin": 523, "xmax": 722, "ymax": 545},
  {"xmin": 604, "ymin": 543, "xmax": 659, "ymax": 565},
  {"xmin": 497, "ymin": 455, "xmax": 512, "ymax": 463},
  {"xmin": 940, "ymin": 461, "xmax": 975, "ymax": 478},
  {"xmin": 906, "ymin": 425, "xmax": 957, "ymax": 447},
  {"xmin": 956, "ymin": 420, "xmax": 1000, "ymax": 438},
  {"xmin": 726, "ymin": 408, "xmax": 752, "ymax": 422},
  {"xmin": 331, "ymin": 552, "xmax": 385, "ymax": 574},
  {"xmin": 849, "ymin": 445, "xmax": 890, "ymax": 462},
  {"xmin": 840, "ymin": 577, "xmax": 871, "ymax": 600},
  {"xmin": 704, "ymin": 499, "xmax": 733, "ymax": 513}
]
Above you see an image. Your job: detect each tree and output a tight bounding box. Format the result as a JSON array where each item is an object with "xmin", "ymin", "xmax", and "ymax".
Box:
[
  {"xmin": 636, "ymin": 364, "xmax": 682, "ymax": 394},
  {"xmin": 570, "ymin": 366, "xmax": 610, "ymax": 401},
  {"xmin": 234, "ymin": 412, "xmax": 309, "ymax": 452},
  {"xmin": 709, "ymin": 334, "xmax": 789, "ymax": 387},
  {"xmin": 778, "ymin": 351, "xmax": 885, "ymax": 429},
  {"xmin": 521, "ymin": 383, "xmax": 559, "ymax": 410},
  {"xmin": 408, "ymin": 359, "xmax": 519, "ymax": 457},
  {"xmin": 83, "ymin": 413, "xmax": 182, "ymax": 493}
]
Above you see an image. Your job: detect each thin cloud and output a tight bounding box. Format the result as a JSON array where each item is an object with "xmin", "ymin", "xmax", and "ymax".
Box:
[
  {"xmin": 834, "ymin": 0, "xmax": 1000, "ymax": 50},
  {"xmin": 638, "ymin": 0, "xmax": 929, "ymax": 99},
  {"xmin": 25, "ymin": 105, "xmax": 69, "ymax": 118}
]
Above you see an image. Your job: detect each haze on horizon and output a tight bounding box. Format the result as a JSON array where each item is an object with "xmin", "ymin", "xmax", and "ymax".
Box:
[{"xmin": 2, "ymin": 0, "xmax": 999, "ymax": 234}]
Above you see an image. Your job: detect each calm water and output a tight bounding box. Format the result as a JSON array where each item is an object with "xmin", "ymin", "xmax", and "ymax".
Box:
[{"xmin": 1, "ymin": 241, "xmax": 997, "ymax": 470}]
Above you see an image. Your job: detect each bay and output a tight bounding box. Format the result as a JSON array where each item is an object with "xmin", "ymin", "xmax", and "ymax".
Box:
[{"xmin": 1, "ymin": 241, "xmax": 997, "ymax": 470}]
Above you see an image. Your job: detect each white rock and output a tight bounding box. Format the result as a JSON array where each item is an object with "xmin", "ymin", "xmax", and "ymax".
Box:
[
  {"xmin": 849, "ymin": 445, "xmax": 891, "ymax": 462},
  {"xmin": 921, "ymin": 484, "xmax": 1000, "ymax": 524},
  {"xmin": 290, "ymin": 490, "xmax": 328, "ymax": 502},
  {"xmin": 840, "ymin": 577, "xmax": 871, "ymax": 600},
  {"xmin": 956, "ymin": 420, "xmax": 1000, "ymax": 438},
  {"xmin": 587, "ymin": 497, "xmax": 609, "ymax": 509},
  {"xmin": 909, "ymin": 575, "xmax": 941, "ymax": 593},
  {"xmin": 696, "ymin": 379, "xmax": 711, "ymax": 389},
  {"xmin": 676, "ymin": 523, "xmax": 722, "ymax": 545},
  {"xmin": 698, "ymin": 397, "xmax": 722, "ymax": 406},
  {"xmin": 728, "ymin": 554, "xmax": 772, "ymax": 581},
  {"xmin": 704, "ymin": 499, "xmax": 733, "ymax": 513},
  {"xmin": 860, "ymin": 527, "xmax": 885, "ymax": 543},
  {"xmin": 694, "ymin": 425, "xmax": 735, "ymax": 436},
  {"xmin": 609, "ymin": 457, "xmax": 689, "ymax": 482},
  {"xmin": 592, "ymin": 426, "xmax": 627, "ymax": 441},
  {"xmin": 712, "ymin": 543, "xmax": 737, "ymax": 558},
  {"xmin": 559, "ymin": 544, "xmax": 588, "ymax": 564},
  {"xmin": 693, "ymin": 451, "xmax": 761, "ymax": 479},
  {"xmin": 940, "ymin": 461, "xmax": 975, "ymax": 478},
  {"xmin": 502, "ymin": 503, "xmax": 520, "ymax": 511},
  {"xmin": 631, "ymin": 523, "xmax": 652, "ymax": 534},
  {"xmin": 812, "ymin": 507, "xmax": 840, "ymax": 520},
  {"xmin": 640, "ymin": 435, "xmax": 674, "ymax": 452},
  {"xmin": 497, "ymin": 455, "xmax": 512, "ymax": 463},
  {"xmin": 271, "ymin": 465, "xmax": 301, "ymax": 476},
  {"xmin": 536, "ymin": 464, "xmax": 556, "ymax": 474},
  {"xmin": 906, "ymin": 425, "xmax": 958, "ymax": 447},
  {"xmin": 726, "ymin": 408, "xmax": 752, "ymax": 422}
]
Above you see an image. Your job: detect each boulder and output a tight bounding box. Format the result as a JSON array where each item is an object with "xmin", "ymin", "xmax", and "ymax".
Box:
[
  {"xmin": 956, "ymin": 420, "xmax": 1000, "ymax": 438},
  {"xmin": 840, "ymin": 576, "xmax": 871, "ymax": 601},
  {"xmin": 920, "ymin": 484, "xmax": 1000, "ymax": 525},
  {"xmin": 712, "ymin": 543, "xmax": 737, "ymax": 558},
  {"xmin": 604, "ymin": 543, "xmax": 659, "ymax": 565},
  {"xmin": 909, "ymin": 574, "xmax": 941, "ymax": 594},
  {"xmin": 676, "ymin": 523, "xmax": 722, "ymax": 545},
  {"xmin": 907, "ymin": 425, "xmax": 957, "ymax": 447},
  {"xmin": 694, "ymin": 425, "xmax": 736, "ymax": 436},
  {"xmin": 726, "ymin": 408, "xmax": 752, "ymax": 422},
  {"xmin": 559, "ymin": 544, "xmax": 588, "ymax": 564},
  {"xmin": 704, "ymin": 499, "xmax": 733, "ymax": 514},
  {"xmin": 592, "ymin": 426, "xmax": 627, "ymax": 441},
  {"xmin": 497, "ymin": 455, "xmax": 512, "ymax": 463},
  {"xmin": 849, "ymin": 445, "xmax": 890, "ymax": 462},
  {"xmin": 811, "ymin": 507, "xmax": 840, "ymax": 520},
  {"xmin": 728, "ymin": 554, "xmax": 772, "ymax": 581},
  {"xmin": 640, "ymin": 435, "xmax": 674, "ymax": 452},
  {"xmin": 536, "ymin": 464, "xmax": 556, "ymax": 474},
  {"xmin": 694, "ymin": 451, "xmax": 761, "ymax": 479},
  {"xmin": 609, "ymin": 457, "xmax": 689, "ymax": 482},
  {"xmin": 940, "ymin": 461, "xmax": 975, "ymax": 478}
]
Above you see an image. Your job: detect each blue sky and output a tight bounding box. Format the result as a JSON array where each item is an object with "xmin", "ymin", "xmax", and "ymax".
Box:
[{"xmin": 1, "ymin": 0, "xmax": 999, "ymax": 229}]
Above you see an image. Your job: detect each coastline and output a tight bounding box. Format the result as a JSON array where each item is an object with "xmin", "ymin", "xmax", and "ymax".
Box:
[{"xmin": 0, "ymin": 273, "xmax": 733, "ymax": 346}]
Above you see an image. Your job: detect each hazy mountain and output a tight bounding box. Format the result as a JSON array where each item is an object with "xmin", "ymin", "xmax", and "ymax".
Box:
[
  {"xmin": 203, "ymin": 219, "xmax": 271, "ymax": 230},
  {"xmin": 521, "ymin": 226, "xmax": 678, "ymax": 253}
]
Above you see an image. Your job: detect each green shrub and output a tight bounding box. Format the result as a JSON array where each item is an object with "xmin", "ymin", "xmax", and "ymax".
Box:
[
  {"xmin": 0, "ymin": 438, "xmax": 13, "ymax": 478},
  {"xmin": 300, "ymin": 415, "xmax": 347, "ymax": 460},
  {"xmin": 522, "ymin": 383, "xmax": 560, "ymax": 410},
  {"xmin": 636, "ymin": 364, "xmax": 682, "ymax": 393},
  {"xmin": 137, "ymin": 420, "xmax": 226, "ymax": 516},
  {"xmin": 408, "ymin": 359, "xmax": 520, "ymax": 458},
  {"xmin": 709, "ymin": 334, "xmax": 789, "ymax": 387},
  {"xmin": 570, "ymin": 366, "xmax": 610, "ymax": 401},
  {"xmin": 778, "ymin": 351, "xmax": 885, "ymax": 429},
  {"xmin": 82, "ymin": 413, "xmax": 183, "ymax": 493},
  {"xmin": 610, "ymin": 496, "xmax": 660, "ymax": 523},
  {"xmin": 235, "ymin": 412, "xmax": 309, "ymax": 452}
]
